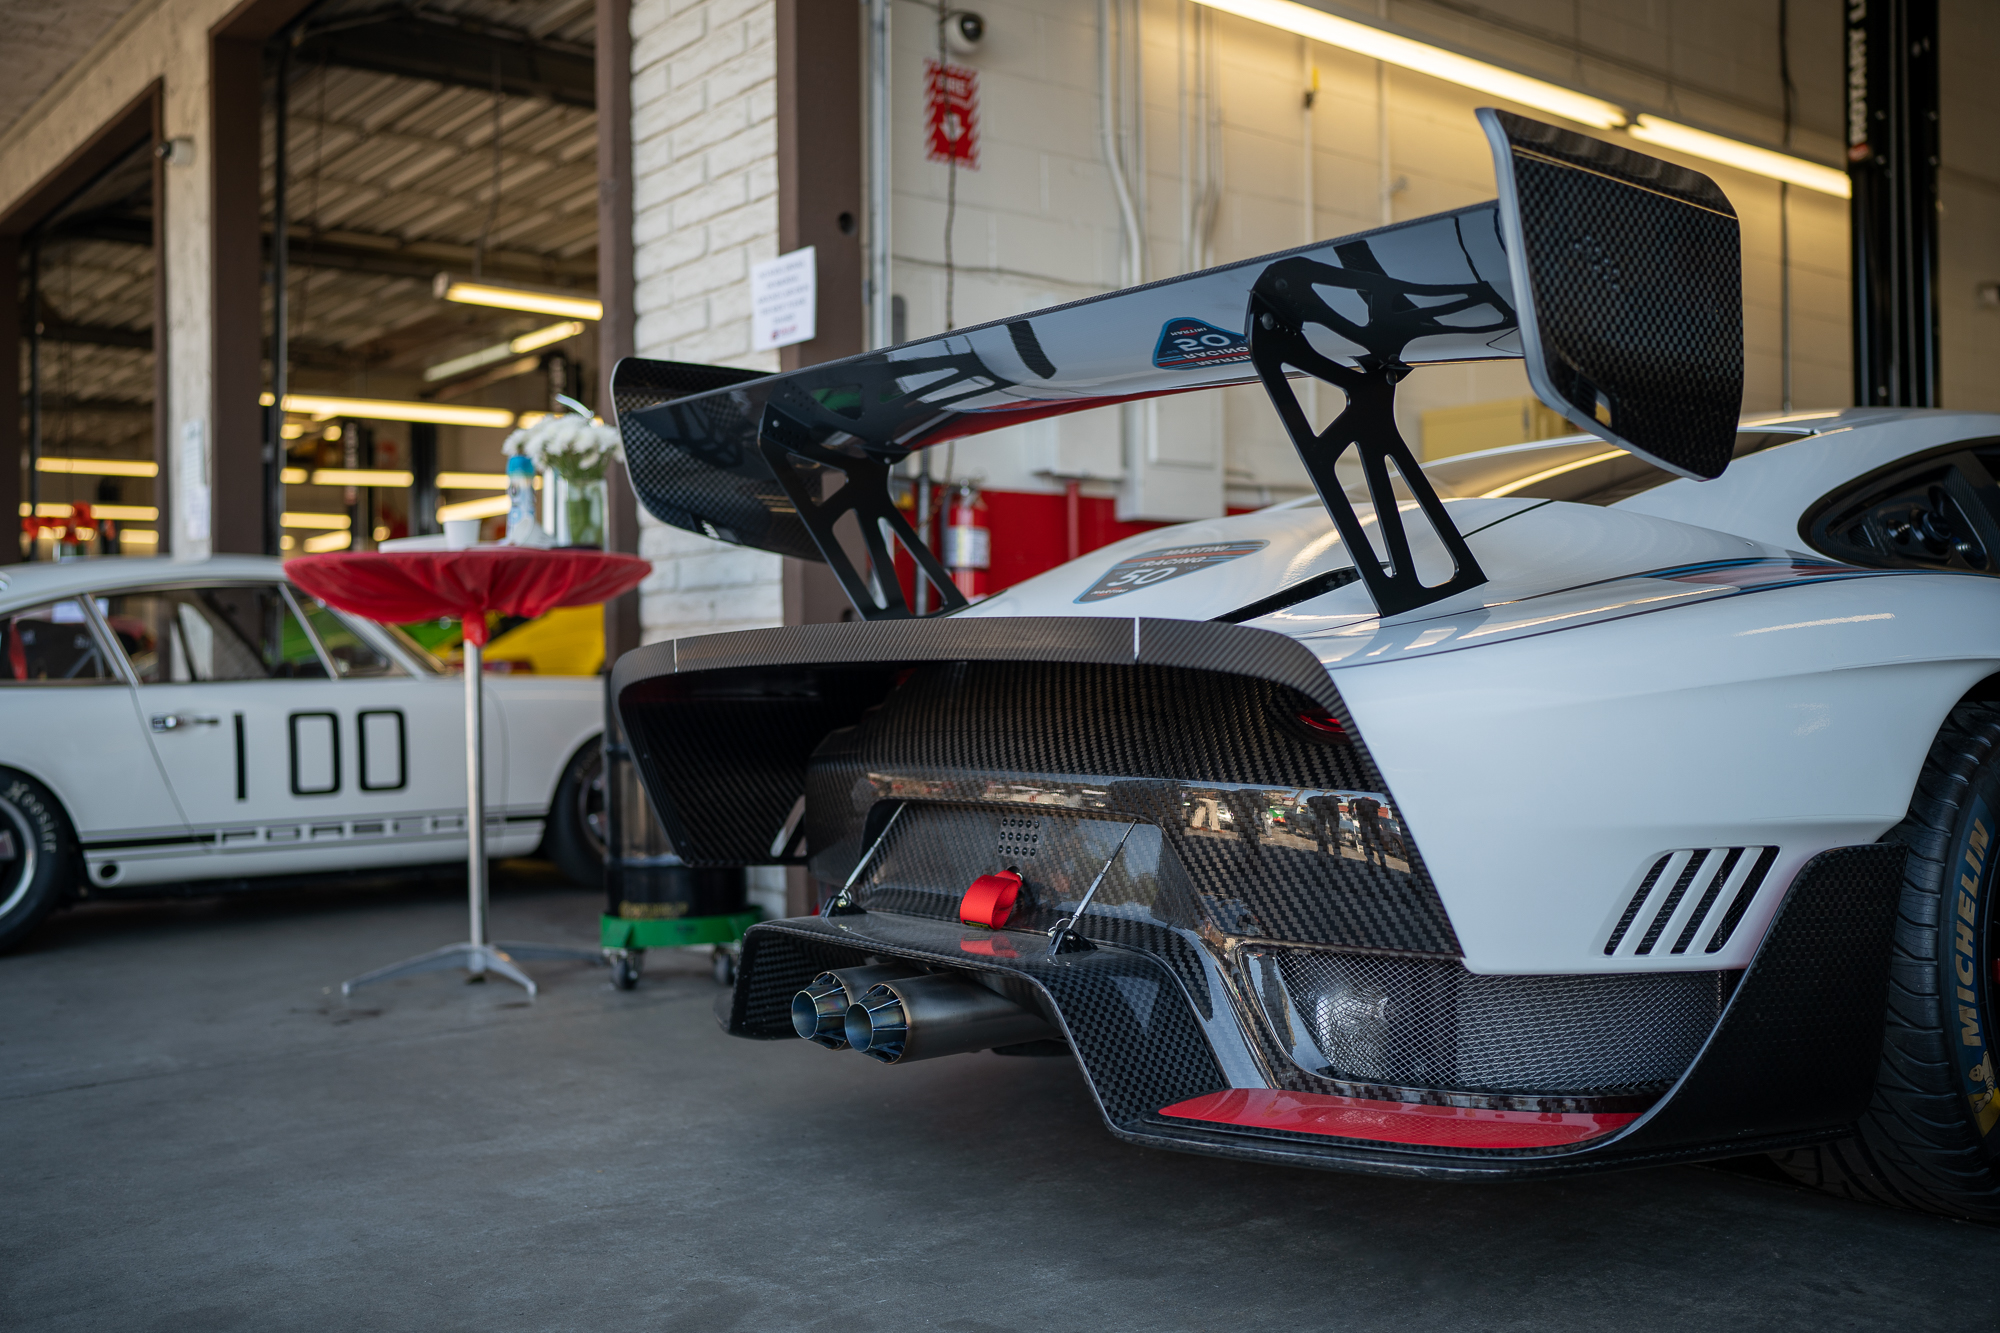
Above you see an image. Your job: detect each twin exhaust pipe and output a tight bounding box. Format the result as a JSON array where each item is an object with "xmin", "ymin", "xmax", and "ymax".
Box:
[{"xmin": 792, "ymin": 965, "xmax": 1057, "ymax": 1063}]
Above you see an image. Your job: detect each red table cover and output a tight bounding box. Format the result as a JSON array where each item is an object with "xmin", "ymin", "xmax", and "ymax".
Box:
[{"xmin": 286, "ymin": 548, "xmax": 651, "ymax": 646}]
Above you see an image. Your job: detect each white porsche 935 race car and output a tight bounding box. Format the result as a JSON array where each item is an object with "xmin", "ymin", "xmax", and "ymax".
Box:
[
  {"xmin": 607, "ymin": 112, "xmax": 2000, "ymax": 1219},
  {"xmin": 0, "ymin": 555, "xmax": 606, "ymax": 949}
]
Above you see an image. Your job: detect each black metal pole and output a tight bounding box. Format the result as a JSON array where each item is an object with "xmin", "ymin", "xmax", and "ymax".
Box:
[
  {"xmin": 266, "ymin": 40, "xmax": 291, "ymax": 556},
  {"xmin": 1847, "ymin": 0, "xmax": 1940, "ymax": 408},
  {"xmin": 24, "ymin": 231, "xmax": 40, "ymax": 549}
]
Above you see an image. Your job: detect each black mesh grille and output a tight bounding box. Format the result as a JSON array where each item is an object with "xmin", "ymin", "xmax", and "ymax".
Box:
[
  {"xmin": 1264, "ymin": 949, "xmax": 1728, "ymax": 1096},
  {"xmin": 807, "ymin": 662, "xmax": 1460, "ymax": 957}
]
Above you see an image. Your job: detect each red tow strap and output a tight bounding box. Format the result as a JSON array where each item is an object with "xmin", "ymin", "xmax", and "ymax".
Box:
[{"xmin": 959, "ymin": 871, "xmax": 1023, "ymax": 928}]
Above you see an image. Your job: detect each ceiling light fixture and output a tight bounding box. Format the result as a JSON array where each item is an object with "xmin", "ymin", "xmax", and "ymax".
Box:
[
  {"xmin": 437, "ymin": 471, "xmax": 540, "ymax": 490},
  {"xmin": 281, "ymin": 512, "xmax": 353, "ymax": 530},
  {"xmin": 89, "ymin": 504, "xmax": 159, "ymax": 521},
  {"xmin": 34, "ymin": 458, "xmax": 159, "ymax": 478},
  {"xmin": 433, "ymin": 274, "xmax": 603, "ymax": 321},
  {"xmin": 436, "ymin": 494, "xmax": 512, "ymax": 523},
  {"xmin": 309, "ymin": 468, "xmax": 415, "ymax": 488},
  {"xmin": 280, "ymin": 467, "xmax": 308, "ymax": 484},
  {"xmin": 259, "ymin": 393, "xmax": 515, "ymax": 429},
  {"xmin": 303, "ymin": 531, "xmax": 353, "ymax": 553},
  {"xmin": 1190, "ymin": 0, "xmax": 1849, "ymax": 194},
  {"xmin": 1626, "ymin": 115, "xmax": 1851, "ymax": 197},
  {"xmin": 423, "ymin": 320, "xmax": 587, "ymax": 384},
  {"xmin": 1189, "ymin": 0, "xmax": 1627, "ymax": 128}
]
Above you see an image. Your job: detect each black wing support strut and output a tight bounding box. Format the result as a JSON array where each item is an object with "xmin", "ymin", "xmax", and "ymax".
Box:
[
  {"xmin": 1245, "ymin": 254, "xmax": 1497, "ymax": 618},
  {"xmin": 757, "ymin": 406, "xmax": 969, "ymax": 619}
]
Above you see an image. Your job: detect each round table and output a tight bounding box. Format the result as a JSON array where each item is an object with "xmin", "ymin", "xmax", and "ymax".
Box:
[{"xmin": 288, "ymin": 547, "xmax": 650, "ymax": 997}]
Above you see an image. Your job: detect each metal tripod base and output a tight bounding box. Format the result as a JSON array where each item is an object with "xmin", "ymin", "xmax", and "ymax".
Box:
[{"xmin": 342, "ymin": 942, "xmax": 539, "ymax": 998}]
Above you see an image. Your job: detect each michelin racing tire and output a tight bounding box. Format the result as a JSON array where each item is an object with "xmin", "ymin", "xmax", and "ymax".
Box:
[
  {"xmin": 1772, "ymin": 701, "xmax": 2000, "ymax": 1221},
  {"xmin": 0, "ymin": 768, "xmax": 77, "ymax": 954}
]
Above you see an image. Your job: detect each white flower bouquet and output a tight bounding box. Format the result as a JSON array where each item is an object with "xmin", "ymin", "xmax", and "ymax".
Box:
[
  {"xmin": 502, "ymin": 409, "xmax": 621, "ymax": 547},
  {"xmin": 502, "ymin": 412, "xmax": 621, "ymax": 487}
]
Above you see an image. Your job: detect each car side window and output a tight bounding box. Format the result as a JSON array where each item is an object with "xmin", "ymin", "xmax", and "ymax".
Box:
[
  {"xmin": 0, "ymin": 600, "xmax": 116, "ymax": 683},
  {"xmin": 100, "ymin": 585, "xmax": 328, "ymax": 683},
  {"xmin": 290, "ymin": 591, "xmax": 402, "ymax": 678}
]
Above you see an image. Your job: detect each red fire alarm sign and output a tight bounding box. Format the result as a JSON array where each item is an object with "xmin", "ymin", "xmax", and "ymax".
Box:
[{"xmin": 925, "ymin": 59, "xmax": 979, "ymax": 168}]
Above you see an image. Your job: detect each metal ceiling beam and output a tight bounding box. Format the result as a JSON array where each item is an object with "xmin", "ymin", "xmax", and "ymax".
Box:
[
  {"xmin": 21, "ymin": 320, "xmax": 152, "ymax": 351},
  {"xmin": 294, "ymin": 13, "xmax": 596, "ymax": 109},
  {"xmin": 47, "ymin": 210, "xmax": 592, "ymax": 284}
]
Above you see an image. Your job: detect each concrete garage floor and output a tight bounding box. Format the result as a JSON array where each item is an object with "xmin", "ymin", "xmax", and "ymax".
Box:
[{"xmin": 4, "ymin": 872, "xmax": 1998, "ymax": 1332}]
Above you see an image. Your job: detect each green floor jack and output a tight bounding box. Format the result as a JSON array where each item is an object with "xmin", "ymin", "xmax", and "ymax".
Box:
[{"xmin": 599, "ymin": 711, "xmax": 759, "ymax": 990}]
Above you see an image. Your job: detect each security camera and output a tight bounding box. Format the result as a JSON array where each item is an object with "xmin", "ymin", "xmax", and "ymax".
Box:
[{"xmin": 944, "ymin": 10, "xmax": 985, "ymax": 55}]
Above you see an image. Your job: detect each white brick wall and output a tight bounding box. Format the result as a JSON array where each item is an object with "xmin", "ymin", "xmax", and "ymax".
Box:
[{"xmin": 629, "ymin": 0, "xmax": 785, "ymax": 647}]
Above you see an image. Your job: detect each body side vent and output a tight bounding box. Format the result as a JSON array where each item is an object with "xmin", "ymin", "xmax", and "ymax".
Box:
[{"xmin": 1603, "ymin": 847, "xmax": 1778, "ymax": 959}]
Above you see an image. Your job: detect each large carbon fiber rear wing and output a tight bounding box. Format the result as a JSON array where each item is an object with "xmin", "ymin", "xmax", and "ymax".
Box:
[{"xmin": 612, "ymin": 111, "xmax": 1741, "ymax": 619}]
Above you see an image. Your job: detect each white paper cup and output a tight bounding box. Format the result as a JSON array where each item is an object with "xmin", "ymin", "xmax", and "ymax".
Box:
[{"xmin": 444, "ymin": 518, "xmax": 482, "ymax": 550}]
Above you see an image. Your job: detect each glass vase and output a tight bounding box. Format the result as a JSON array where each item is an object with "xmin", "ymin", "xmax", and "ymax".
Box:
[{"xmin": 561, "ymin": 476, "xmax": 606, "ymax": 548}]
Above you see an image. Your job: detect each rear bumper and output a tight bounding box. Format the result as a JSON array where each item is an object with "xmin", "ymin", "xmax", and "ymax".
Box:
[{"xmin": 727, "ymin": 844, "xmax": 1904, "ymax": 1179}]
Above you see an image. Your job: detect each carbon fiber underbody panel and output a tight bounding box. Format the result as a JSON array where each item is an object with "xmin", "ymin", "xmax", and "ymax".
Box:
[{"xmin": 728, "ymin": 844, "xmax": 1905, "ymax": 1179}]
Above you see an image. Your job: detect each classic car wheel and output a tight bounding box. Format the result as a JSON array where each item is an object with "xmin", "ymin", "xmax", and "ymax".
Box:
[
  {"xmin": 0, "ymin": 769, "xmax": 76, "ymax": 954},
  {"xmin": 1772, "ymin": 701, "xmax": 2000, "ymax": 1220},
  {"xmin": 545, "ymin": 740, "xmax": 606, "ymax": 890}
]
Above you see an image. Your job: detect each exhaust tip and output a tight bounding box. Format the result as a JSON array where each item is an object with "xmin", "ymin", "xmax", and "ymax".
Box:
[
  {"xmin": 845, "ymin": 985, "xmax": 910, "ymax": 1063},
  {"xmin": 792, "ymin": 973, "xmax": 855, "ymax": 1048}
]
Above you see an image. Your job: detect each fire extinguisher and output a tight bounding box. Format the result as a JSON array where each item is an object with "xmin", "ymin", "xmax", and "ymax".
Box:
[{"xmin": 945, "ymin": 483, "xmax": 990, "ymax": 600}]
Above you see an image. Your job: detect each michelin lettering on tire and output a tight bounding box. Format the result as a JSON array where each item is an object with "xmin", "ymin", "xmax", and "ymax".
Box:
[{"xmin": 1947, "ymin": 795, "xmax": 2000, "ymax": 1137}]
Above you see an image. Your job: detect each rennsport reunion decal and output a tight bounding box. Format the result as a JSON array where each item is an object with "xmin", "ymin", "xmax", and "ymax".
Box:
[
  {"xmin": 1075, "ymin": 541, "xmax": 1268, "ymax": 603},
  {"xmin": 1947, "ymin": 794, "xmax": 2000, "ymax": 1140},
  {"xmin": 1153, "ymin": 317, "xmax": 1250, "ymax": 371}
]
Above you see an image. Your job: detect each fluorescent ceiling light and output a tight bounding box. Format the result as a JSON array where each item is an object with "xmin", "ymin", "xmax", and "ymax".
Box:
[
  {"xmin": 259, "ymin": 392, "xmax": 515, "ymax": 429},
  {"xmin": 35, "ymin": 458, "xmax": 158, "ymax": 478},
  {"xmin": 433, "ymin": 275, "xmax": 603, "ymax": 321},
  {"xmin": 1190, "ymin": 0, "xmax": 1626, "ymax": 128},
  {"xmin": 280, "ymin": 467, "xmax": 308, "ymax": 484},
  {"xmin": 14, "ymin": 501, "xmax": 156, "ymax": 520},
  {"xmin": 436, "ymin": 494, "xmax": 511, "ymax": 522},
  {"xmin": 282, "ymin": 512, "xmax": 353, "ymax": 530},
  {"xmin": 1193, "ymin": 1, "xmax": 1851, "ymax": 195},
  {"xmin": 423, "ymin": 321, "xmax": 588, "ymax": 383},
  {"xmin": 1627, "ymin": 115, "xmax": 1850, "ymax": 197},
  {"xmin": 309, "ymin": 468, "xmax": 415, "ymax": 488},
  {"xmin": 436, "ymin": 471, "xmax": 540, "ymax": 490},
  {"xmin": 303, "ymin": 531, "xmax": 353, "ymax": 553},
  {"xmin": 120, "ymin": 530, "xmax": 158, "ymax": 544}
]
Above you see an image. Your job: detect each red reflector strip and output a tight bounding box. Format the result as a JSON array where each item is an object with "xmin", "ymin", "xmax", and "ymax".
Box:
[
  {"xmin": 959, "ymin": 871, "xmax": 1023, "ymax": 928},
  {"xmin": 1157, "ymin": 1089, "xmax": 1638, "ymax": 1150}
]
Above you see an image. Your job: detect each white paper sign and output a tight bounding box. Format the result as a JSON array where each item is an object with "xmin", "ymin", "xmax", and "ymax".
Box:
[
  {"xmin": 177, "ymin": 418, "xmax": 210, "ymax": 544},
  {"xmin": 751, "ymin": 246, "xmax": 817, "ymax": 351}
]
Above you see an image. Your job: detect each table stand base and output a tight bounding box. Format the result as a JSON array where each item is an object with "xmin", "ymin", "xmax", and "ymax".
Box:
[{"xmin": 341, "ymin": 940, "xmax": 602, "ymax": 998}]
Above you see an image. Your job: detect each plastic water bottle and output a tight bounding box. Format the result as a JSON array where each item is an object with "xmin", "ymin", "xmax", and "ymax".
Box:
[{"xmin": 505, "ymin": 455, "xmax": 538, "ymax": 544}]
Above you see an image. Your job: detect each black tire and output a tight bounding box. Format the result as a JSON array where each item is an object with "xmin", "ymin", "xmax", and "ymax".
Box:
[
  {"xmin": 0, "ymin": 768, "xmax": 78, "ymax": 953},
  {"xmin": 1771, "ymin": 701, "xmax": 2000, "ymax": 1220},
  {"xmin": 544, "ymin": 739, "xmax": 606, "ymax": 890},
  {"xmin": 610, "ymin": 951, "xmax": 642, "ymax": 990}
]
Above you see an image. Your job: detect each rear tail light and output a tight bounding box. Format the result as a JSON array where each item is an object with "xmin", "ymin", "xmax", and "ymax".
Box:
[{"xmin": 1295, "ymin": 707, "xmax": 1346, "ymax": 737}]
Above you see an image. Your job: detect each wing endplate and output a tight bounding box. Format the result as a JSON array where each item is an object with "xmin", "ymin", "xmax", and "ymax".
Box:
[{"xmin": 1479, "ymin": 108, "xmax": 1744, "ymax": 481}]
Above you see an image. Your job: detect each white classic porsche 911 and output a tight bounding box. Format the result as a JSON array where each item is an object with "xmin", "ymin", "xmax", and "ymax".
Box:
[
  {"xmin": 600, "ymin": 111, "xmax": 2000, "ymax": 1221},
  {"xmin": 0, "ymin": 554, "xmax": 605, "ymax": 949}
]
